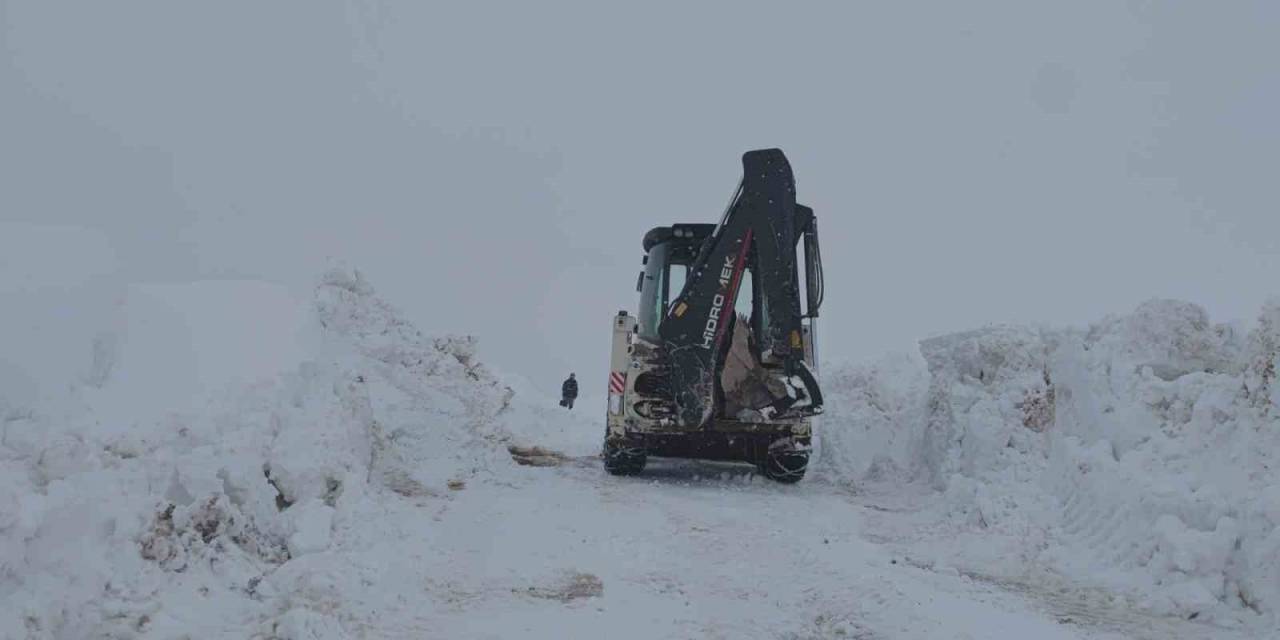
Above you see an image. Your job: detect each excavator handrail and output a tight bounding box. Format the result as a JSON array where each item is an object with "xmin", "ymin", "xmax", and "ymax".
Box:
[{"xmin": 804, "ymin": 216, "xmax": 824, "ymax": 318}]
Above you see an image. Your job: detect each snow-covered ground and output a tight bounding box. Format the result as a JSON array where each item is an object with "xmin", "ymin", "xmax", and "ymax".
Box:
[{"xmin": 2, "ymin": 269, "xmax": 1276, "ymax": 638}]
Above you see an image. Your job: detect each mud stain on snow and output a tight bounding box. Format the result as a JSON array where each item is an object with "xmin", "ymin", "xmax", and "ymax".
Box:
[
  {"xmin": 507, "ymin": 444, "xmax": 572, "ymax": 467},
  {"xmin": 517, "ymin": 571, "xmax": 604, "ymax": 603},
  {"xmin": 507, "ymin": 444, "xmax": 600, "ymax": 469}
]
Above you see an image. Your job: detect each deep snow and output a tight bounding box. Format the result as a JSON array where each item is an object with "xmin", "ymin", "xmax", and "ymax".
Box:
[
  {"xmin": 817, "ymin": 299, "xmax": 1280, "ymax": 630},
  {"xmin": 2, "ymin": 270, "xmax": 1277, "ymax": 638}
]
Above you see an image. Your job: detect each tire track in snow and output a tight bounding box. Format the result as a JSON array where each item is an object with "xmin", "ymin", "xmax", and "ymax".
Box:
[{"xmin": 841, "ymin": 478, "xmax": 1268, "ymax": 640}]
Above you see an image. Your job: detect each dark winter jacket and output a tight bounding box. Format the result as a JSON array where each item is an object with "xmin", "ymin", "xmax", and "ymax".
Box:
[{"xmin": 561, "ymin": 377, "xmax": 578, "ymax": 399}]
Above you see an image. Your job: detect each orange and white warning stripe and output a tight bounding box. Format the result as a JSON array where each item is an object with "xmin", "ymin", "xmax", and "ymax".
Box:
[{"xmin": 609, "ymin": 371, "xmax": 626, "ymax": 394}]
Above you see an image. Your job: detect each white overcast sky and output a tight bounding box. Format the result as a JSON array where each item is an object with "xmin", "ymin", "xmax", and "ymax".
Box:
[{"xmin": 3, "ymin": 1, "xmax": 1279, "ymax": 397}]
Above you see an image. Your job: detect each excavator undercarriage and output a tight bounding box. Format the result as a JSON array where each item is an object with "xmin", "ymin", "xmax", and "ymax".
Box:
[{"xmin": 604, "ymin": 149, "xmax": 824, "ymax": 483}]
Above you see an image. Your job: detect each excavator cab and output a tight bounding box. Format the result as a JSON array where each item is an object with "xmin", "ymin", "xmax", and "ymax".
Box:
[
  {"xmin": 606, "ymin": 149, "xmax": 825, "ymax": 482},
  {"xmin": 635, "ymin": 224, "xmax": 715, "ymax": 340},
  {"xmin": 637, "ymin": 223, "xmax": 820, "ymax": 371}
]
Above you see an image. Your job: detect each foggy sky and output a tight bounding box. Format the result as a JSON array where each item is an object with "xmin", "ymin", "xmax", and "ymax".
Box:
[{"xmin": 3, "ymin": 1, "xmax": 1279, "ymax": 399}]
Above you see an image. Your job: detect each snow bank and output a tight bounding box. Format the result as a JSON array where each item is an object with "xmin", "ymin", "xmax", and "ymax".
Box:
[
  {"xmin": 0, "ymin": 268, "xmax": 517, "ymax": 637},
  {"xmin": 813, "ymin": 352, "xmax": 928, "ymax": 486},
  {"xmin": 821, "ymin": 299, "xmax": 1280, "ymax": 625},
  {"xmin": 1041, "ymin": 300, "xmax": 1279, "ymax": 621}
]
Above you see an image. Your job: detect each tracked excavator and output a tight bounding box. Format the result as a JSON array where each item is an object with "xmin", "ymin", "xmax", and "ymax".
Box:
[{"xmin": 604, "ymin": 149, "xmax": 825, "ymax": 482}]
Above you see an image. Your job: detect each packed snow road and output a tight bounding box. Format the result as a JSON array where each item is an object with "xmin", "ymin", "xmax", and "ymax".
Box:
[{"xmin": 365, "ymin": 453, "xmax": 1257, "ymax": 640}]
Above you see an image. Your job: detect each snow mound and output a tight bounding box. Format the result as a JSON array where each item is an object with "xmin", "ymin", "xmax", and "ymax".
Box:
[
  {"xmin": 813, "ymin": 352, "xmax": 928, "ymax": 486},
  {"xmin": 821, "ymin": 298, "xmax": 1280, "ymax": 626},
  {"xmin": 0, "ymin": 268, "xmax": 518, "ymax": 637}
]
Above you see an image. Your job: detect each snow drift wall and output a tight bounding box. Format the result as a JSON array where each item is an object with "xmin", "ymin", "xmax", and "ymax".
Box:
[
  {"xmin": 820, "ymin": 299, "xmax": 1280, "ymax": 624},
  {"xmin": 813, "ymin": 352, "xmax": 928, "ymax": 486},
  {"xmin": 0, "ymin": 268, "xmax": 515, "ymax": 638}
]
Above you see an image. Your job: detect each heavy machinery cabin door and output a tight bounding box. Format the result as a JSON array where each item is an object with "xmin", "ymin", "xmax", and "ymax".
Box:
[{"xmin": 637, "ymin": 239, "xmax": 693, "ymax": 340}]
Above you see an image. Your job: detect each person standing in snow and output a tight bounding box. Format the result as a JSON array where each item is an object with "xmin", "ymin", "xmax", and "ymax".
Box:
[{"xmin": 560, "ymin": 373, "xmax": 578, "ymax": 409}]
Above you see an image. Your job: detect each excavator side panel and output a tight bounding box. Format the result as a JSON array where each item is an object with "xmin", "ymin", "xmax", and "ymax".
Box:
[{"xmin": 606, "ymin": 311, "xmax": 637, "ymax": 439}]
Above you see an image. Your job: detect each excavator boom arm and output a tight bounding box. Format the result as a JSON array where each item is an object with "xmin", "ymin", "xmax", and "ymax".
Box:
[
  {"xmin": 658, "ymin": 149, "xmax": 822, "ymax": 427},
  {"xmin": 662, "ymin": 149, "xmax": 801, "ymax": 357}
]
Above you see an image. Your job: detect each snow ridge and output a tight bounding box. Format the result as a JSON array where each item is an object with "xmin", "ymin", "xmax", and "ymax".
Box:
[
  {"xmin": 819, "ymin": 298, "xmax": 1280, "ymax": 627},
  {"xmin": 1, "ymin": 269, "xmax": 515, "ymax": 638}
]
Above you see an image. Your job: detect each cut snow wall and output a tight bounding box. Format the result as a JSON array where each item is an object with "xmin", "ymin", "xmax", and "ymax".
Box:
[
  {"xmin": 822, "ymin": 298, "xmax": 1280, "ymax": 623},
  {"xmin": 0, "ymin": 268, "xmax": 517, "ymax": 637}
]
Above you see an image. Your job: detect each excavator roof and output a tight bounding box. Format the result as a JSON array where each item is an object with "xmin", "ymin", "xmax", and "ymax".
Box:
[{"xmin": 642, "ymin": 223, "xmax": 716, "ymax": 253}]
